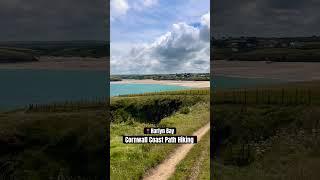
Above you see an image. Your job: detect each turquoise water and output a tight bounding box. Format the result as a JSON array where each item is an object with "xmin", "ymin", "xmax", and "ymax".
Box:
[
  {"xmin": 0, "ymin": 69, "xmax": 282, "ymax": 109},
  {"xmin": 110, "ymin": 83, "xmax": 189, "ymax": 96},
  {"xmin": 0, "ymin": 69, "xmax": 107, "ymax": 109},
  {"xmin": 0, "ymin": 70, "xmax": 189, "ymax": 109}
]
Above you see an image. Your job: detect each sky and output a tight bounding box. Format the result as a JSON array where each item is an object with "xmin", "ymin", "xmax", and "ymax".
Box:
[
  {"xmin": 110, "ymin": 0, "xmax": 210, "ymax": 75},
  {"xmin": 213, "ymin": 0, "xmax": 320, "ymax": 38},
  {"xmin": 0, "ymin": 0, "xmax": 107, "ymax": 41}
]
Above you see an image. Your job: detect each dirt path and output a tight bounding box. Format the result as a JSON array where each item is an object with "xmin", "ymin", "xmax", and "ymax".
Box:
[{"xmin": 143, "ymin": 122, "xmax": 210, "ymax": 180}]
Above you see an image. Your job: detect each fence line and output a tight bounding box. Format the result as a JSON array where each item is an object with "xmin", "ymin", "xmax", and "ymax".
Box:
[{"xmin": 213, "ymin": 88, "xmax": 317, "ymax": 105}]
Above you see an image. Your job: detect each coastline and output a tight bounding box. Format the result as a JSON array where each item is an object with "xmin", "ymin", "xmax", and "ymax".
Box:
[
  {"xmin": 0, "ymin": 56, "xmax": 108, "ymax": 71},
  {"xmin": 111, "ymin": 79, "xmax": 210, "ymax": 88},
  {"xmin": 213, "ymin": 60, "xmax": 320, "ymax": 82}
]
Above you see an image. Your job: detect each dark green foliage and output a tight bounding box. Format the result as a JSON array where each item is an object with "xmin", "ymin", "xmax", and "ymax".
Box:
[
  {"xmin": 213, "ymin": 105, "xmax": 320, "ymax": 167},
  {"xmin": 114, "ymin": 73, "xmax": 210, "ymax": 81},
  {"xmin": 179, "ymin": 106, "xmax": 190, "ymax": 114},
  {"xmin": 0, "ymin": 103, "xmax": 107, "ymax": 179},
  {"xmin": 213, "ymin": 36, "xmax": 320, "ymax": 62},
  {"xmin": 0, "ymin": 41, "xmax": 109, "ymax": 60},
  {"xmin": 110, "ymin": 76, "xmax": 122, "ymax": 81},
  {"xmin": 0, "ymin": 48, "xmax": 38, "ymax": 63},
  {"xmin": 111, "ymin": 95, "xmax": 207, "ymax": 123},
  {"xmin": 119, "ymin": 88, "xmax": 209, "ymax": 97},
  {"xmin": 213, "ymin": 82, "xmax": 320, "ymax": 179}
]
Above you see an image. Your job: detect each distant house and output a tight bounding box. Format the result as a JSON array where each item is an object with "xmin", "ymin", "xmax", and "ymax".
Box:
[{"xmin": 289, "ymin": 41, "xmax": 303, "ymax": 48}]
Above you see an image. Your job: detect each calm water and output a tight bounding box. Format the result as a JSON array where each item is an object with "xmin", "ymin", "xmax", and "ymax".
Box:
[
  {"xmin": 0, "ymin": 69, "xmax": 282, "ymax": 109},
  {"xmin": 110, "ymin": 83, "xmax": 189, "ymax": 96},
  {"xmin": 0, "ymin": 70, "xmax": 107, "ymax": 109}
]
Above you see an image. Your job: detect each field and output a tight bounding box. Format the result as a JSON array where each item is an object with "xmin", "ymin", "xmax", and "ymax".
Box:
[
  {"xmin": 0, "ymin": 41, "xmax": 108, "ymax": 63},
  {"xmin": 213, "ymin": 81, "xmax": 320, "ymax": 180},
  {"xmin": 0, "ymin": 101, "xmax": 107, "ymax": 179},
  {"xmin": 213, "ymin": 37, "xmax": 320, "ymax": 62},
  {"xmin": 110, "ymin": 91, "xmax": 210, "ymax": 179},
  {"xmin": 171, "ymin": 131, "xmax": 210, "ymax": 180},
  {"xmin": 215, "ymin": 48, "xmax": 320, "ymax": 62},
  {"xmin": 0, "ymin": 89, "xmax": 210, "ymax": 179},
  {"xmin": 3, "ymin": 79, "xmax": 318, "ymax": 179}
]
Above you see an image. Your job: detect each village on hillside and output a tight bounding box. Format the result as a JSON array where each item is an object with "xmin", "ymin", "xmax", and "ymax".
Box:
[{"xmin": 212, "ymin": 36, "xmax": 320, "ymax": 61}]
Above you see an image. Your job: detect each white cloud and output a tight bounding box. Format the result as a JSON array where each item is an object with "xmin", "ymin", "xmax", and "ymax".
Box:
[
  {"xmin": 201, "ymin": 12, "xmax": 210, "ymax": 28},
  {"xmin": 111, "ymin": 0, "xmax": 129, "ymax": 20},
  {"xmin": 142, "ymin": 0, "xmax": 158, "ymax": 7},
  {"xmin": 111, "ymin": 12, "xmax": 210, "ymax": 74},
  {"xmin": 132, "ymin": 0, "xmax": 158, "ymax": 11},
  {"xmin": 111, "ymin": 0, "xmax": 158, "ymax": 19},
  {"xmin": 200, "ymin": 12, "xmax": 210, "ymax": 42}
]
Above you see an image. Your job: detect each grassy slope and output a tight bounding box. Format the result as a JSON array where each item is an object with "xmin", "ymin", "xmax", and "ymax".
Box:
[
  {"xmin": 0, "ymin": 48, "xmax": 38, "ymax": 63},
  {"xmin": 213, "ymin": 81, "xmax": 320, "ymax": 180},
  {"xmin": 170, "ymin": 131, "xmax": 210, "ymax": 180},
  {"xmin": 110, "ymin": 98, "xmax": 210, "ymax": 180},
  {"xmin": 215, "ymin": 47, "xmax": 320, "ymax": 62},
  {"xmin": 0, "ymin": 42, "xmax": 109, "ymax": 61},
  {"xmin": 0, "ymin": 105, "xmax": 107, "ymax": 179}
]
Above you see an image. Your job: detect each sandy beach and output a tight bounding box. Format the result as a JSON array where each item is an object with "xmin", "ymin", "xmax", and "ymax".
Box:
[
  {"xmin": 0, "ymin": 56, "xmax": 108, "ymax": 71},
  {"xmin": 213, "ymin": 60, "xmax": 320, "ymax": 81},
  {"xmin": 111, "ymin": 79, "xmax": 210, "ymax": 88}
]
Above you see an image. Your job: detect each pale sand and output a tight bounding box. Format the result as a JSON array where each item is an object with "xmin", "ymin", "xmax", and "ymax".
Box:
[
  {"xmin": 213, "ymin": 60, "xmax": 320, "ymax": 82},
  {"xmin": 111, "ymin": 79, "xmax": 210, "ymax": 88},
  {"xmin": 0, "ymin": 56, "xmax": 108, "ymax": 71}
]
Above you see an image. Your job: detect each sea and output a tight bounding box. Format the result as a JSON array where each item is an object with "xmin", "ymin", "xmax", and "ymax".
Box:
[
  {"xmin": 0, "ymin": 69, "xmax": 282, "ymax": 109},
  {"xmin": 110, "ymin": 83, "xmax": 188, "ymax": 96}
]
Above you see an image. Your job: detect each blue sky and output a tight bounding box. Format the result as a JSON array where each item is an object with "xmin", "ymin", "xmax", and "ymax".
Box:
[{"xmin": 111, "ymin": 0, "xmax": 210, "ymax": 74}]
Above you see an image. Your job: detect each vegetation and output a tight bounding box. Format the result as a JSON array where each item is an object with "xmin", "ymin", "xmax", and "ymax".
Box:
[
  {"xmin": 171, "ymin": 132, "xmax": 210, "ymax": 180},
  {"xmin": 0, "ymin": 41, "xmax": 108, "ymax": 63},
  {"xmin": 0, "ymin": 100, "xmax": 107, "ymax": 179},
  {"xmin": 110, "ymin": 91, "xmax": 210, "ymax": 179},
  {"xmin": 0, "ymin": 89, "xmax": 209, "ymax": 179},
  {"xmin": 213, "ymin": 87, "xmax": 320, "ymax": 105},
  {"xmin": 113, "ymin": 73, "xmax": 210, "ymax": 81},
  {"xmin": 213, "ymin": 81, "xmax": 320, "ymax": 180},
  {"xmin": 118, "ymin": 88, "xmax": 209, "ymax": 97},
  {"xmin": 111, "ymin": 95, "xmax": 207, "ymax": 124},
  {"xmin": 110, "ymin": 76, "xmax": 122, "ymax": 81},
  {"xmin": 0, "ymin": 48, "xmax": 38, "ymax": 63},
  {"xmin": 213, "ymin": 36, "xmax": 320, "ymax": 62}
]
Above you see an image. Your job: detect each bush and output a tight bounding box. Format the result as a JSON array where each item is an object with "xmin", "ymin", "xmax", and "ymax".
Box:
[{"xmin": 179, "ymin": 107, "xmax": 190, "ymax": 114}]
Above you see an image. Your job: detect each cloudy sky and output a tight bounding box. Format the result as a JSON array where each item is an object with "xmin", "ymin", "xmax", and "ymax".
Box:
[
  {"xmin": 213, "ymin": 0, "xmax": 320, "ymax": 38},
  {"xmin": 0, "ymin": 0, "xmax": 107, "ymax": 41},
  {"xmin": 111, "ymin": 0, "xmax": 210, "ymax": 75}
]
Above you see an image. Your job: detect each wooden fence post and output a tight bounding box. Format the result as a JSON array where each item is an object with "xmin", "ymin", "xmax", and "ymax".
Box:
[
  {"xmin": 244, "ymin": 89, "xmax": 247, "ymax": 105},
  {"xmin": 295, "ymin": 88, "xmax": 298, "ymax": 105},
  {"xmin": 281, "ymin": 88, "xmax": 284, "ymax": 105},
  {"xmin": 267, "ymin": 90, "xmax": 270, "ymax": 104},
  {"xmin": 256, "ymin": 89, "xmax": 258, "ymax": 104},
  {"xmin": 308, "ymin": 89, "xmax": 311, "ymax": 105}
]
